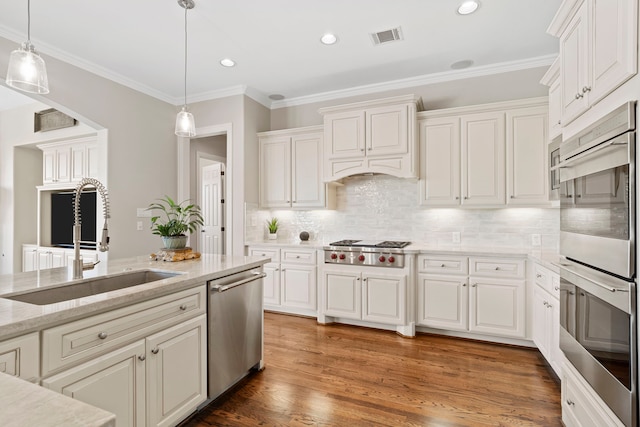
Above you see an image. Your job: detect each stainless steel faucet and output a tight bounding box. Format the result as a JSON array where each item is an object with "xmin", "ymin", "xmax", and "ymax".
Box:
[{"xmin": 73, "ymin": 178, "xmax": 110, "ymax": 279}]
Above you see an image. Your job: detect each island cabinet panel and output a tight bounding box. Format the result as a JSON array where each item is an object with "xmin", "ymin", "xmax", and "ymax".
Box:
[
  {"xmin": 43, "ymin": 340, "xmax": 147, "ymax": 427},
  {"xmin": 0, "ymin": 332, "xmax": 39, "ymax": 382}
]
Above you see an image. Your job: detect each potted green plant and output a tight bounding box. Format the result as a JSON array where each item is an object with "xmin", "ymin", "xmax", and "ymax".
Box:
[
  {"xmin": 147, "ymin": 196, "xmax": 204, "ymax": 249},
  {"xmin": 266, "ymin": 217, "xmax": 279, "ymax": 240}
]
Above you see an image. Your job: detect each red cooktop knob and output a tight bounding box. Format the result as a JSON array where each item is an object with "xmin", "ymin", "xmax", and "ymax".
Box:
[
  {"xmin": 339, "ymin": 253, "xmax": 346, "ymax": 260},
  {"xmin": 388, "ymin": 256, "xmax": 395, "ymax": 263},
  {"xmin": 358, "ymin": 255, "xmax": 365, "ymax": 262},
  {"xmin": 378, "ymin": 255, "xmax": 386, "ymax": 262},
  {"xmin": 330, "ymin": 253, "xmax": 338, "ymax": 260}
]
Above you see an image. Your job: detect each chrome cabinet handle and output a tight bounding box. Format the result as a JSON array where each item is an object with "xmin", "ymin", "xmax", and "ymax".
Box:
[
  {"xmin": 179, "ymin": 304, "xmax": 187, "ymax": 311},
  {"xmin": 554, "ymin": 286, "xmax": 559, "ymax": 291},
  {"xmin": 98, "ymin": 332, "xmax": 108, "ymax": 340},
  {"xmin": 510, "ymin": 195, "xmax": 514, "ymax": 199},
  {"xmin": 536, "ymin": 274, "xmax": 542, "ymax": 278},
  {"xmin": 582, "ymin": 86, "xmax": 591, "ymax": 93},
  {"xmin": 151, "ymin": 348, "xmax": 159, "ymax": 355},
  {"xmin": 462, "ymin": 283, "xmax": 467, "ymax": 287},
  {"xmin": 543, "ymin": 301, "xmax": 548, "ymax": 307},
  {"xmin": 138, "ymin": 355, "xmax": 146, "ymax": 361},
  {"xmin": 464, "ymin": 196, "xmax": 469, "ymax": 200},
  {"xmin": 566, "ymin": 399, "xmax": 575, "ymax": 406},
  {"xmin": 441, "ymin": 264, "xmax": 445, "ymax": 267},
  {"xmin": 455, "ymin": 196, "xmax": 459, "ymax": 200},
  {"xmin": 495, "ymin": 267, "xmax": 500, "ymax": 270},
  {"xmin": 472, "ymin": 284, "xmax": 477, "ymax": 287},
  {"xmin": 296, "ymin": 255, "xmax": 300, "ymax": 258},
  {"xmin": 575, "ymin": 93, "xmax": 583, "ymax": 99}
]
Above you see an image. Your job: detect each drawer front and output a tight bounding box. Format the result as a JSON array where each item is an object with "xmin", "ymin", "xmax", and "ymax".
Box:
[
  {"xmin": 282, "ymin": 248, "xmax": 316, "ymax": 265},
  {"xmin": 42, "ymin": 286, "xmax": 206, "ymax": 376},
  {"xmin": 0, "ymin": 332, "xmax": 39, "ymax": 381},
  {"xmin": 534, "ymin": 263, "xmax": 552, "ymax": 290},
  {"xmin": 418, "ymin": 255, "xmax": 468, "ymax": 275},
  {"xmin": 248, "ymin": 247, "xmax": 281, "ymax": 262},
  {"xmin": 551, "ymin": 274, "xmax": 560, "ymax": 300},
  {"xmin": 469, "ymin": 257, "xmax": 525, "ymax": 279}
]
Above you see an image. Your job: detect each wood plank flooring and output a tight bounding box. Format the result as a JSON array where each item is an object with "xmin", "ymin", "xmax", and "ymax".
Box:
[{"xmin": 183, "ymin": 312, "xmax": 562, "ymax": 426}]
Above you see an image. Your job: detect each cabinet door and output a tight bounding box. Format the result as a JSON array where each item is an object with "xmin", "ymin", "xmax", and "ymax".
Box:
[
  {"xmin": 42, "ymin": 340, "xmax": 146, "ymax": 427},
  {"xmin": 262, "ymin": 263, "xmax": 281, "ymax": 306},
  {"xmin": 461, "ymin": 112, "xmax": 505, "ymax": 206},
  {"xmin": 417, "ymin": 274, "xmax": 468, "ymax": 331},
  {"xmin": 419, "ymin": 117, "xmax": 461, "ymax": 206},
  {"xmin": 506, "ymin": 107, "xmax": 548, "ymax": 205},
  {"xmin": 0, "ymin": 333, "xmax": 39, "ymax": 381},
  {"xmin": 281, "ymin": 265, "xmax": 316, "ymax": 311},
  {"xmin": 548, "ymin": 74, "xmax": 562, "ymax": 138},
  {"xmin": 362, "ymin": 273, "xmax": 406, "ymax": 325},
  {"xmin": 469, "ymin": 278, "xmax": 526, "ymax": 338},
  {"xmin": 86, "ymin": 143, "xmax": 100, "ymax": 179},
  {"xmin": 42, "ymin": 149, "xmax": 57, "ymax": 184},
  {"xmin": 323, "ymin": 270, "xmax": 361, "ymax": 319},
  {"xmin": 259, "ymin": 136, "xmax": 291, "ymax": 208},
  {"xmin": 55, "ymin": 147, "xmax": 72, "ymax": 183},
  {"xmin": 37, "ymin": 250, "xmax": 52, "ymax": 270},
  {"xmin": 324, "ymin": 110, "xmax": 366, "ymax": 159},
  {"xmin": 532, "ymin": 286, "xmax": 552, "ymax": 360},
  {"xmin": 589, "ymin": 0, "xmax": 638, "ymax": 105},
  {"xmin": 71, "ymin": 144, "xmax": 86, "ymax": 182},
  {"xmin": 291, "ymin": 132, "xmax": 325, "ymax": 208},
  {"xmin": 22, "ymin": 245, "xmax": 38, "ymax": 272},
  {"xmin": 560, "ymin": 2, "xmax": 589, "ymax": 124},
  {"xmin": 366, "ymin": 104, "xmax": 408, "ymax": 156},
  {"xmin": 51, "ymin": 249, "xmax": 67, "ymax": 268},
  {"xmin": 146, "ymin": 315, "xmax": 207, "ymax": 427}
]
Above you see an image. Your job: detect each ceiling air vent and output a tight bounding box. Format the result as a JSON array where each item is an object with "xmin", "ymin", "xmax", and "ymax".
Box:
[{"xmin": 371, "ymin": 27, "xmax": 403, "ymax": 45}]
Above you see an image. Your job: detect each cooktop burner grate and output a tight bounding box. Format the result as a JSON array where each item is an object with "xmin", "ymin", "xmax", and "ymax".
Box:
[
  {"xmin": 329, "ymin": 240, "xmax": 362, "ymax": 246},
  {"xmin": 328, "ymin": 240, "xmax": 410, "ymax": 249},
  {"xmin": 376, "ymin": 241, "xmax": 411, "ymax": 248}
]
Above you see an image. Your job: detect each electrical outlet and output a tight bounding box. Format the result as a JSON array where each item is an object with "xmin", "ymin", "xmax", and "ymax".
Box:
[
  {"xmin": 136, "ymin": 221, "xmax": 143, "ymax": 231},
  {"xmin": 452, "ymin": 231, "xmax": 461, "ymax": 244},
  {"xmin": 531, "ymin": 234, "xmax": 541, "ymax": 246}
]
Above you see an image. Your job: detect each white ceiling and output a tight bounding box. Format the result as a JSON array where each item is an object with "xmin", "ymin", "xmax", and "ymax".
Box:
[{"xmin": 0, "ymin": 0, "xmax": 561, "ymax": 108}]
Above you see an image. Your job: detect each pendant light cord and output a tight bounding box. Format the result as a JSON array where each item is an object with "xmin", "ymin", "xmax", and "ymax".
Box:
[
  {"xmin": 183, "ymin": 4, "xmax": 188, "ymax": 108},
  {"xmin": 27, "ymin": 0, "xmax": 31, "ymax": 42}
]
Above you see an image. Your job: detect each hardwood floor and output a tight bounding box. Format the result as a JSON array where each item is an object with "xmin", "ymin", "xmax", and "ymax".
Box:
[{"xmin": 184, "ymin": 312, "xmax": 562, "ymax": 426}]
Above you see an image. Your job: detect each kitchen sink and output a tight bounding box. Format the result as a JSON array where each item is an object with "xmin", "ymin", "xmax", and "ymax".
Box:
[{"xmin": 3, "ymin": 270, "xmax": 183, "ymax": 305}]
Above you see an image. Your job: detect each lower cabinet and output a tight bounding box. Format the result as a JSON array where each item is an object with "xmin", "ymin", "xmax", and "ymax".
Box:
[
  {"xmin": 323, "ymin": 268, "xmax": 407, "ymax": 326},
  {"xmin": 40, "ymin": 286, "xmax": 208, "ymax": 427},
  {"xmin": 417, "ymin": 254, "xmax": 527, "ymax": 340},
  {"xmin": 0, "ymin": 332, "xmax": 39, "ymax": 382},
  {"xmin": 247, "ymin": 245, "xmax": 318, "ymax": 316},
  {"xmin": 532, "ymin": 261, "xmax": 562, "ymax": 377},
  {"xmin": 562, "ymin": 361, "xmax": 625, "ymax": 427}
]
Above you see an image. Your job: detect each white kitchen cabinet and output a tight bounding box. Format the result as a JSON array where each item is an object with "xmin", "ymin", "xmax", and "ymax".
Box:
[
  {"xmin": 22, "ymin": 244, "xmax": 38, "ymax": 272},
  {"xmin": 562, "ymin": 360, "xmax": 625, "ymax": 427},
  {"xmin": 506, "ymin": 107, "xmax": 549, "ymax": 205},
  {"xmin": 551, "ymin": 0, "xmax": 638, "ymax": 125},
  {"xmin": 22, "ymin": 244, "xmax": 99, "ymax": 272},
  {"xmin": 43, "ymin": 341, "xmax": 147, "ymax": 427},
  {"xmin": 259, "ymin": 126, "xmax": 334, "ymax": 209},
  {"xmin": 469, "ymin": 277, "xmax": 526, "ymax": 338},
  {"xmin": 319, "ymin": 94, "xmax": 421, "ymax": 181},
  {"xmin": 37, "ymin": 247, "xmax": 67, "ymax": 270},
  {"xmin": 0, "ymin": 332, "xmax": 40, "ymax": 382},
  {"xmin": 41, "ymin": 287, "xmax": 207, "ymax": 427},
  {"xmin": 461, "ymin": 111, "xmax": 506, "ymax": 206},
  {"xmin": 247, "ymin": 246, "xmax": 318, "ymax": 316},
  {"xmin": 541, "ymin": 57, "xmax": 562, "ymax": 138},
  {"xmin": 322, "ymin": 267, "xmax": 407, "ymax": 326},
  {"xmin": 146, "ymin": 315, "xmax": 207, "ymax": 427},
  {"xmin": 39, "ymin": 137, "xmax": 101, "ymax": 187},
  {"xmin": 532, "ymin": 262, "xmax": 562, "ymax": 377},
  {"xmin": 419, "ymin": 116, "xmax": 461, "ymax": 206},
  {"xmin": 417, "ymin": 274, "xmax": 468, "ymax": 331}
]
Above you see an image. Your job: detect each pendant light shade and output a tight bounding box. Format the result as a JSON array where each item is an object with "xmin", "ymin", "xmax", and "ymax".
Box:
[
  {"xmin": 6, "ymin": 0, "xmax": 50, "ymax": 94},
  {"xmin": 175, "ymin": 0, "xmax": 196, "ymax": 137}
]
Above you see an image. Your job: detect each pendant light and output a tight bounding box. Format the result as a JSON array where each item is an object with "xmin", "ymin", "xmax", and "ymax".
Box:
[
  {"xmin": 175, "ymin": 0, "xmax": 196, "ymax": 137},
  {"xmin": 6, "ymin": 0, "xmax": 49, "ymax": 94}
]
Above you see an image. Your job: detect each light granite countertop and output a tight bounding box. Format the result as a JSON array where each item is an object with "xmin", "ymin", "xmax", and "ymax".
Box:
[
  {"xmin": 0, "ymin": 254, "xmax": 269, "ymax": 341},
  {"xmin": 0, "ymin": 372, "xmax": 116, "ymax": 427}
]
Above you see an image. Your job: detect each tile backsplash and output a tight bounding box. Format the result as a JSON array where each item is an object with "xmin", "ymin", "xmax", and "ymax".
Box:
[{"xmin": 246, "ymin": 174, "xmax": 559, "ymax": 250}]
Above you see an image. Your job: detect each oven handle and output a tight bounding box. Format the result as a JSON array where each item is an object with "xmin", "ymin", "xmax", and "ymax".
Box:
[
  {"xmin": 560, "ymin": 263, "xmax": 630, "ymax": 293},
  {"xmin": 210, "ymin": 272, "xmax": 266, "ymax": 293},
  {"xmin": 560, "ymin": 136, "xmax": 627, "ymax": 168}
]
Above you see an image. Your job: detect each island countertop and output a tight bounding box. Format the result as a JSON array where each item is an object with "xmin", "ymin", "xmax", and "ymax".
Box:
[{"xmin": 0, "ymin": 254, "xmax": 270, "ymax": 340}]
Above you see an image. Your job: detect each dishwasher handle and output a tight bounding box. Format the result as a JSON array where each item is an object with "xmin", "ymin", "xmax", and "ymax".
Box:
[{"xmin": 210, "ymin": 272, "xmax": 266, "ymax": 293}]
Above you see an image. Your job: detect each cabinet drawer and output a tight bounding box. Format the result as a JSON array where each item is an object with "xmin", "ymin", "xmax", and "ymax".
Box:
[
  {"xmin": 534, "ymin": 263, "xmax": 560, "ymax": 299},
  {"xmin": 42, "ymin": 286, "xmax": 206, "ymax": 376},
  {"xmin": 417, "ymin": 255, "xmax": 468, "ymax": 275},
  {"xmin": 282, "ymin": 248, "xmax": 316, "ymax": 265},
  {"xmin": 0, "ymin": 332, "xmax": 39, "ymax": 382},
  {"xmin": 469, "ymin": 257, "xmax": 525, "ymax": 279},
  {"xmin": 248, "ymin": 247, "xmax": 281, "ymax": 262}
]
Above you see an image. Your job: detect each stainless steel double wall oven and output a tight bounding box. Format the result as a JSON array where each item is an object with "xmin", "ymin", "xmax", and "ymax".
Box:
[{"xmin": 558, "ymin": 101, "xmax": 637, "ymax": 427}]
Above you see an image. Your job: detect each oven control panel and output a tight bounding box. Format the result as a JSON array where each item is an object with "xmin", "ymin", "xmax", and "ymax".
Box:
[{"xmin": 324, "ymin": 250, "xmax": 405, "ymax": 268}]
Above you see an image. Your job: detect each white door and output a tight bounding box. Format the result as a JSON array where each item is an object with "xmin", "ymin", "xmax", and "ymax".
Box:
[{"xmin": 201, "ymin": 163, "xmax": 225, "ymax": 254}]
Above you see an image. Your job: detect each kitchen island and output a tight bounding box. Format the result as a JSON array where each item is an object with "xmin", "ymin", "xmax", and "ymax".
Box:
[{"xmin": 0, "ymin": 254, "xmax": 269, "ymax": 427}]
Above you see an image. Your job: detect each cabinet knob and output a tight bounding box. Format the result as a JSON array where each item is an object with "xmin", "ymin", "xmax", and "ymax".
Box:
[
  {"xmin": 179, "ymin": 304, "xmax": 187, "ymax": 311},
  {"xmin": 296, "ymin": 255, "xmax": 300, "ymax": 258},
  {"xmin": 367, "ymin": 147, "xmax": 372, "ymax": 151},
  {"xmin": 441, "ymin": 264, "xmax": 445, "ymax": 267},
  {"xmin": 151, "ymin": 348, "xmax": 159, "ymax": 355},
  {"xmin": 363, "ymin": 277, "xmax": 368, "ymax": 282},
  {"xmin": 575, "ymin": 93, "xmax": 584, "ymax": 99},
  {"xmin": 582, "ymin": 86, "xmax": 591, "ymax": 93},
  {"xmin": 462, "ymin": 283, "xmax": 467, "ymax": 287},
  {"xmin": 554, "ymin": 286, "xmax": 559, "ymax": 291},
  {"xmin": 536, "ymin": 274, "xmax": 542, "ymax": 278},
  {"xmin": 472, "ymin": 284, "xmax": 477, "ymax": 287},
  {"xmin": 360, "ymin": 148, "xmax": 365, "ymax": 152},
  {"xmin": 356, "ymin": 277, "xmax": 361, "ymax": 281},
  {"xmin": 495, "ymin": 267, "xmax": 500, "ymax": 270},
  {"xmin": 543, "ymin": 301, "xmax": 548, "ymax": 307},
  {"xmin": 557, "ymin": 120, "xmax": 561, "ymax": 125},
  {"xmin": 138, "ymin": 355, "xmax": 146, "ymax": 361},
  {"xmin": 98, "ymin": 332, "xmax": 108, "ymax": 340},
  {"xmin": 464, "ymin": 196, "xmax": 469, "ymax": 200},
  {"xmin": 566, "ymin": 399, "xmax": 575, "ymax": 406},
  {"xmin": 455, "ymin": 196, "xmax": 459, "ymax": 200}
]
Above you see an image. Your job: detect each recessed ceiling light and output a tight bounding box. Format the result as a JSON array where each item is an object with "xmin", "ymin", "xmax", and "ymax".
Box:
[
  {"xmin": 457, "ymin": 1, "xmax": 479, "ymax": 15},
  {"xmin": 451, "ymin": 59, "xmax": 474, "ymax": 69},
  {"xmin": 269, "ymin": 94, "xmax": 285, "ymax": 101},
  {"xmin": 320, "ymin": 33, "xmax": 338, "ymax": 45},
  {"xmin": 220, "ymin": 58, "xmax": 236, "ymax": 67}
]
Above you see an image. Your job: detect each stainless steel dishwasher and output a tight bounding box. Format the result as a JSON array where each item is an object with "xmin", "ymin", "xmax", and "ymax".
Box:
[{"xmin": 208, "ymin": 267, "xmax": 265, "ymax": 400}]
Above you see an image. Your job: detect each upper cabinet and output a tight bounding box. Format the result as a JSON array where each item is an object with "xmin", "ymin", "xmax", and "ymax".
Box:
[
  {"xmin": 319, "ymin": 95, "xmax": 422, "ymax": 181},
  {"xmin": 419, "ymin": 99, "xmax": 550, "ymax": 208},
  {"xmin": 258, "ymin": 126, "xmax": 335, "ymax": 209},
  {"xmin": 540, "ymin": 57, "xmax": 562, "ymax": 139},
  {"xmin": 38, "ymin": 136, "xmax": 102, "ymax": 187},
  {"xmin": 548, "ymin": 0, "xmax": 638, "ymax": 125}
]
